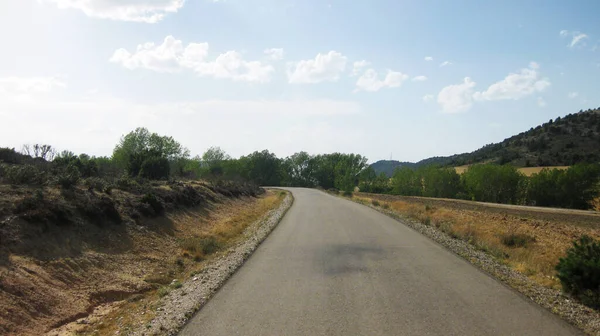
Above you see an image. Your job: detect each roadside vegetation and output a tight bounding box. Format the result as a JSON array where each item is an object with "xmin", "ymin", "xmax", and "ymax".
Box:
[{"xmin": 0, "ymin": 127, "xmax": 289, "ymax": 335}]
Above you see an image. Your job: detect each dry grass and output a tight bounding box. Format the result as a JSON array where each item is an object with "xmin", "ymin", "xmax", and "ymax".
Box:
[
  {"xmin": 454, "ymin": 165, "xmax": 570, "ymax": 176},
  {"xmin": 60, "ymin": 190, "xmax": 286, "ymax": 336},
  {"xmin": 356, "ymin": 195, "xmax": 600, "ymax": 289}
]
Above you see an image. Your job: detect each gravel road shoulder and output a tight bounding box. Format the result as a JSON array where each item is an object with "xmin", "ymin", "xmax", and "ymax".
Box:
[{"xmin": 130, "ymin": 190, "xmax": 293, "ymax": 336}]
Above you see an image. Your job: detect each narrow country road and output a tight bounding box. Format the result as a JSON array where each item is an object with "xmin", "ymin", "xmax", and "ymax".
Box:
[{"xmin": 180, "ymin": 188, "xmax": 580, "ymax": 336}]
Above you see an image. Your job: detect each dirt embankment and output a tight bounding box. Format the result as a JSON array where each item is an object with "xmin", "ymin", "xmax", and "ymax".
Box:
[{"xmin": 0, "ymin": 180, "xmax": 269, "ymax": 336}]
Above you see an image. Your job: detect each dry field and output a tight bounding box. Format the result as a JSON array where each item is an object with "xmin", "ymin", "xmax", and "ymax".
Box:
[
  {"xmin": 355, "ymin": 192, "xmax": 600, "ymax": 289},
  {"xmin": 453, "ymin": 165, "xmax": 570, "ymax": 176}
]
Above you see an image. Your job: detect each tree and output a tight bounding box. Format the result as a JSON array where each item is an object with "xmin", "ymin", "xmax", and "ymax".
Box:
[
  {"xmin": 242, "ymin": 150, "xmax": 283, "ymax": 186},
  {"xmin": 21, "ymin": 144, "xmax": 56, "ymax": 161},
  {"xmin": 112, "ymin": 128, "xmax": 189, "ymax": 178},
  {"xmin": 202, "ymin": 147, "xmax": 231, "ymax": 178},
  {"xmin": 283, "ymin": 151, "xmax": 316, "ymax": 187},
  {"xmin": 462, "ymin": 164, "xmax": 525, "ymax": 204},
  {"xmin": 391, "ymin": 167, "xmax": 421, "ymax": 196}
]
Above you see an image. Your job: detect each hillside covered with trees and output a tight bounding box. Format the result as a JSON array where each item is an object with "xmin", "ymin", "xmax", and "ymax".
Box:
[{"xmin": 372, "ymin": 108, "xmax": 600, "ymax": 176}]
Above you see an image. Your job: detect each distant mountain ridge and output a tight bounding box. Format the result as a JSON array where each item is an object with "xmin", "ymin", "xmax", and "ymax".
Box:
[{"xmin": 372, "ymin": 108, "xmax": 600, "ymax": 177}]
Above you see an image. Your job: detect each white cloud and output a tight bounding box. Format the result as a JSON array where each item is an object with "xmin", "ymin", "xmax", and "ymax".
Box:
[
  {"xmin": 110, "ymin": 36, "xmax": 274, "ymax": 83},
  {"xmin": 473, "ymin": 62, "xmax": 550, "ymax": 101},
  {"xmin": 422, "ymin": 94, "xmax": 434, "ymax": 102},
  {"xmin": 354, "ymin": 69, "xmax": 409, "ymax": 92},
  {"xmin": 43, "ymin": 0, "xmax": 184, "ymax": 23},
  {"xmin": 352, "ymin": 60, "xmax": 370, "ymax": 76},
  {"xmin": 440, "ymin": 61, "xmax": 452, "ymax": 67},
  {"xmin": 412, "ymin": 75, "xmax": 427, "ymax": 82},
  {"xmin": 0, "ymin": 77, "xmax": 66, "ymax": 101},
  {"xmin": 568, "ymin": 92, "xmax": 579, "ymax": 99},
  {"xmin": 287, "ymin": 51, "xmax": 347, "ymax": 84},
  {"xmin": 559, "ymin": 30, "xmax": 589, "ymax": 48},
  {"xmin": 537, "ymin": 97, "xmax": 546, "ymax": 107},
  {"xmin": 264, "ymin": 48, "xmax": 284, "ymax": 61},
  {"xmin": 424, "ymin": 56, "xmax": 433, "ymax": 61},
  {"xmin": 194, "ymin": 51, "xmax": 274, "ymax": 83},
  {"xmin": 437, "ymin": 77, "xmax": 476, "ymax": 113},
  {"xmin": 570, "ymin": 33, "xmax": 589, "ymax": 47}
]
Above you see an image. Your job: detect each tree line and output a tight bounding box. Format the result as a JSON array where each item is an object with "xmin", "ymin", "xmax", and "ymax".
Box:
[
  {"xmin": 0, "ymin": 128, "xmax": 368, "ymax": 193},
  {"xmin": 2, "ymin": 127, "xmax": 599, "ymax": 210},
  {"xmin": 369, "ymin": 163, "xmax": 600, "ymax": 210}
]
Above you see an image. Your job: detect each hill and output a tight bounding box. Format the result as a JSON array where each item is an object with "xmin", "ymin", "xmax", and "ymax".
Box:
[
  {"xmin": 369, "ymin": 160, "xmax": 416, "ymax": 177},
  {"xmin": 372, "ymin": 108, "xmax": 600, "ymax": 176}
]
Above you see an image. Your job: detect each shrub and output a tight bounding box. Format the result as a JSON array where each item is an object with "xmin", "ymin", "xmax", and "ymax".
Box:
[
  {"xmin": 139, "ymin": 156, "xmax": 170, "ymax": 180},
  {"xmin": 14, "ymin": 190, "xmax": 44, "ymax": 214},
  {"xmin": 198, "ymin": 236, "xmax": 221, "ymax": 255},
  {"xmin": 556, "ymin": 235, "xmax": 600, "ymax": 308},
  {"xmin": 157, "ymin": 286, "xmax": 170, "ymax": 298},
  {"xmin": 77, "ymin": 195, "xmax": 121, "ymax": 224},
  {"xmin": 371, "ymin": 199, "xmax": 380, "ymax": 206},
  {"xmin": 501, "ymin": 233, "xmax": 535, "ymax": 248},
  {"xmin": 57, "ymin": 165, "xmax": 80, "ymax": 189},
  {"xmin": 0, "ymin": 148, "xmax": 23, "ymax": 164},
  {"xmin": 382, "ymin": 203, "xmax": 390, "ymax": 209},
  {"xmin": 116, "ymin": 176, "xmax": 141, "ymax": 192},
  {"xmin": 84, "ymin": 177, "xmax": 110, "ymax": 193},
  {"xmin": 423, "ymin": 217, "xmax": 431, "ymax": 226},
  {"xmin": 3, "ymin": 165, "xmax": 45, "ymax": 185},
  {"xmin": 342, "ymin": 191, "xmax": 353, "ymax": 197},
  {"xmin": 141, "ymin": 193, "xmax": 164, "ymax": 215}
]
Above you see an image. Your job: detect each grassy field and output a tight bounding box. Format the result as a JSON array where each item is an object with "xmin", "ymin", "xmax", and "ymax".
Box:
[
  {"xmin": 354, "ymin": 192, "xmax": 600, "ymax": 290},
  {"xmin": 454, "ymin": 165, "xmax": 570, "ymax": 176}
]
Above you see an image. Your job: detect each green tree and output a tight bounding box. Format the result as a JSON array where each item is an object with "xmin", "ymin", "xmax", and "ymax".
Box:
[
  {"xmin": 242, "ymin": 150, "xmax": 283, "ymax": 186},
  {"xmin": 282, "ymin": 151, "xmax": 316, "ymax": 187},
  {"xmin": 202, "ymin": 147, "xmax": 231, "ymax": 178},
  {"xmin": 112, "ymin": 128, "xmax": 189, "ymax": 178},
  {"xmin": 391, "ymin": 167, "xmax": 421, "ymax": 196},
  {"xmin": 462, "ymin": 164, "xmax": 525, "ymax": 204}
]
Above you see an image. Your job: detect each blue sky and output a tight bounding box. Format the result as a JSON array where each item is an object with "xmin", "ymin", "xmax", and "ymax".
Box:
[{"xmin": 1, "ymin": 0, "xmax": 599, "ymax": 163}]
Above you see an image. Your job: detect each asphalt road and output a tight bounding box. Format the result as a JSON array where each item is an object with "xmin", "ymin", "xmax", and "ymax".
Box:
[{"xmin": 180, "ymin": 188, "xmax": 580, "ymax": 336}]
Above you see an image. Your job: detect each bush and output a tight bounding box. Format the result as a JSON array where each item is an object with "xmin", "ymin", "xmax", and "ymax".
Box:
[
  {"xmin": 139, "ymin": 156, "xmax": 170, "ymax": 180},
  {"xmin": 157, "ymin": 286, "xmax": 170, "ymax": 298},
  {"xmin": 556, "ymin": 235, "xmax": 600, "ymax": 308},
  {"xmin": 3, "ymin": 165, "xmax": 45, "ymax": 185},
  {"xmin": 198, "ymin": 236, "xmax": 221, "ymax": 255},
  {"xmin": 0, "ymin": 148, "xmax": 23, "ymax": 164},
  {"xmin": 57, "ymin": 165, "xmax": 80, "ymax": 189},
  {"xmin": 141, "ymin": 193, "xmax": 164, "ymax": 215},
  {"xmin": 382, "ymin": 203, "xmax": 390, "ymax": 209},
  {"xmin": 77, "ymin": 195, "xmax": 121, "ymax": 224},
  {"xmin": 14, "ymin": 190, "xmax": 45, "ymax": 214},
  {"xmin": 342, "ymin": 191, "xmax": 353, "ymax": 197},
  {"xmin": 371, "ymin": 199, "xmax": 380, "ymax": 206},
  {"xmin": 116, "ymin": 176, "xmax": 141, "ymax": 192},
  {"xmin": 501, "ymin": 233, "xmax": 535, "ymax": 248},
  {"xmin": 423, "ymin": 217, "xmax": 431, "ymax": 226},
  {"xmin": 84, "ymin": 177, "xmax": 111, "ymax": 193}
]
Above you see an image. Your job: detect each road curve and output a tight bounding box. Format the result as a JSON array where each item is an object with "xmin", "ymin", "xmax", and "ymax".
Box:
[{"xmin": 180, "ymin": 188, "xmax": 580, "ymax": 336}]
